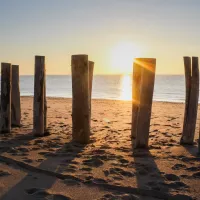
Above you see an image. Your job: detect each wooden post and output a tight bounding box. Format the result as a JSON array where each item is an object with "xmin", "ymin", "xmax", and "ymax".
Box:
[
  {"xmin": 33, "ymin": 56, "xmax": 45, "ymax": 136},
  {"xmin": 181, "ymin": 57, "xmax": 199, "ymax": 145},
  {"xmin": 131, "ymin": 61, "xmax": 142, "ymax": 139},
  {"xmin": 89, "ymin": 61, "xmax": 94, "ymax": 124},
  {"xmin": 1, "ymin": 63, "xmax": 12, "ymax": 133},
  {"xmin": 71, "ymin": 54, "xmax": 90, "ymax": 144},
  {"xmin": 199, "ymin": 129, "xmax": 200, "ymax": 154},
  {"xmin": 11, "ymin": 65, "xmax": 21, "ymax": 127},
  {"xmin": 44, "ymin": 67, "xmax": 47, "ymax": 132},
  {"xmin": 132, "ymin": 58, "xmax": 156, "ymax": 148},
  {"xmin": 182, "ymin": 57, "xmax": 191, "ymax": 143}
]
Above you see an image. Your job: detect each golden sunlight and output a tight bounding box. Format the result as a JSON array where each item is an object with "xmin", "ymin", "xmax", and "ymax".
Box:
[
  {"xmin": 110, "ymin": 42, "xmax": 141, "ymax": 74},
  {"xmin": 119, "ymin": 75, "xmax": 132, "ymax": 100}
]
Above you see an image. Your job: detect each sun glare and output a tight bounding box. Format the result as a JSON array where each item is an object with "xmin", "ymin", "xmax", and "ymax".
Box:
[
  {"xmin": 110, "ymin": 42, "xmax": 141, "ymax": 74},
  {"xmin": 120, "ymin": 75, "xmax": 132, "ymax": 101}
]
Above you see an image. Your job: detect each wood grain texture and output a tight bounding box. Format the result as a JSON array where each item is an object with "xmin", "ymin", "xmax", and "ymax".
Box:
[
  {"xmin": 132, "ymin": 58, "xmax": 156, "ymax": 148},
  {"xmin": 33, "ymin": 56, "xmax": 45, "ymax": 136},
  {"xmin": 181, "ymin": 57, "xmax": 191, "ymax": 143},
  {"xmin": 71, "ymin": 55, "xmax": 90, "ymax": 144},
  {"xmin": 181, "ymin": 57, "xmax": 199, "ymax": 144},
  {"xmin": 89, "ymin": 61, "xmax": 94, "ymax": 126},
  {"xmin": 44, "ymin": 67, "xmax": 47, "ymax": 131},
  {"xmin": 131, "ymin": 60, "xmax": 142, "ymax": 139},
  {"xmin": 1, "ymin": 63, "xmax": 12, "ymax": 133},
  {"xmin": 11, "ymin": 65, "xmax": 21, "ymax": 127}
]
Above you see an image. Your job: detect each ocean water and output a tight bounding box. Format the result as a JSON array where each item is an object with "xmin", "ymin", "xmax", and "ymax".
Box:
[{"xmin": 16, "ymin": 75, "xmax": 186, "ymax": 103}]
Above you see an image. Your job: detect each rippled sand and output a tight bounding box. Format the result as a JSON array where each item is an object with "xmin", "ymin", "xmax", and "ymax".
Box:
[{"xmin": 0, "ymin": 97, "xmax": 199, "ymax": 200}]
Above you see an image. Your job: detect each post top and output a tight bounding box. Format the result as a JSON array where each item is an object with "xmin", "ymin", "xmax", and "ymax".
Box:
[
  {"xmin": 72, "ymin": 54, "xmax": 88, "ymax": 56},
  {"xmin": 134, "ymin": 58, "xmax": 156, "ymax": 61},
  {"xmin": 71, "ymin": 54, "xmax": 88, "ymax": 60},
  {"xmin": 1, "ymin": 62, "xmax": 11, "ymax": 65},
  {"xmin": 35, "ymin": 55, "xmax": 45, "ymax": 58},
  {"xmin": 134, "ymin": 58, "xmax": 156, "ymax": 66}
]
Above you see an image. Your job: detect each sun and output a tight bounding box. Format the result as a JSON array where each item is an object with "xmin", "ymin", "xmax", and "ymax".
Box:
[{"xmin": 110, "ymin": 42, "xmax": 141, "ymax": 74}]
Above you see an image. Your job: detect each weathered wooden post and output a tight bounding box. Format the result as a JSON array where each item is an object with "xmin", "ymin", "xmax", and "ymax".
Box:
[
  {"xmin": 1, "ymin": 63, "xmax": 12, "ymax": 133},
  {"xmin": 33, "ymin": 56, "xmax": 45, "ymax": 136},
  {"xmin": 199, "ymin": 129, "xmax": 200, "ymax": 154},
  {"xmin": 89, "ymin": 61, "xmax": 94, "ymax": 123},
  {"xmin": 11, "ymin": 65, "xmax": 21, "ymax": 127},
  {"xmin": 71, "ymin": 54, "xmax": 90, "ymax": 144},
  {"xmin": 44, "ymin": 67, "xmax": 47, "ymax": 132},
  {"xmin": 131, "ymin": 61, "xmax": 142, "ymax": 140},
  {"xmin": 181, "ymin": 57, "xmax": 199, "ymax": 145},
  {"xmin": 132, "ymin": 58, "xmax": 156, "ymax": 148}
]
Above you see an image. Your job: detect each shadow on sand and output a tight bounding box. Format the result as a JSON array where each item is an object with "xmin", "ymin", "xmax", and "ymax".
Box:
[
  {"xmin": 132, "ymin": 145, "xmax": 169, "ymax": 196},
  {"xmin": 0, "ymin": 136, "xmax": 86, "ymax": 200}
]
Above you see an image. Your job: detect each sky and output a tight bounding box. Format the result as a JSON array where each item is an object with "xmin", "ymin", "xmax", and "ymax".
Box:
[{"xmin": 1, "ymin": 0, "xmax": 200, "ymax": 75}]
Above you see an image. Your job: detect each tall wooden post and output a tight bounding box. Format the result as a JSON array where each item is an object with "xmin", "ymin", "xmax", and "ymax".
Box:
[
  {"xmin": 1, "ymin": 63, "xmax": 12, "ymax": 133},
  {"xmin": 132, "ymin": 58, "xmax": 156, "ymax": 148},
  {"xmin": 131, "ymin": 61, "xmax": 142, "ymax": 139},
  {"xmin": 71, "ymin": 54, "xmax": 90, "ymax": 144},
  {"xmin": 33, "ymin": 56, "xmax": 45, "ymax": 136},
  {"xmin": 11, "ymin": 65, "xmax": 21, "ymax": 127},
  {"xmin": 44, "ymin": 67, "xmax": 47, "ymax": 132},
  {"xmin": 89, "ymin": 61, "xmax": 94, "ymax": 124},
  {"xmin": 181, "ymin": 57, "xmax": 199, "ymax": 145},
  {"xmin": 199, "ymin": 129, "xmax": 200, "ymax": 154}
]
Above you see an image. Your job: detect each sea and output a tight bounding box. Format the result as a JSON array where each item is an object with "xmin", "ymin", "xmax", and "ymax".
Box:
[{"xmin": 16, "ymin": 75, "xmax": 186, "ymax": 103}]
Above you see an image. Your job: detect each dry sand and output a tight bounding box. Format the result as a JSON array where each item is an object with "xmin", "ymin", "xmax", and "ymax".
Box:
[{"xmin": 0, "ymin": 97, "xmax": 200, "ymax": 200}]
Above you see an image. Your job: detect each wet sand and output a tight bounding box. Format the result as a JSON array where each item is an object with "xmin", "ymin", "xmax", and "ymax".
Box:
[{"xmin": 0, "ymin": 97, "xmax": 200, "ymax": 200}]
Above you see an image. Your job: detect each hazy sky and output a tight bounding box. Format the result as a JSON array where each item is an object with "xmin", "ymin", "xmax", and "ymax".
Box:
[{"xmin": 1, "ymin": 0, "xmax": 200, "ymax": 75}]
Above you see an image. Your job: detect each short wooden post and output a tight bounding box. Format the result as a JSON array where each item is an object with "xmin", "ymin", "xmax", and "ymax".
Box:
[
  {"xmin": 33, "ymin": 56, "xmax": 45, "ymax": 136},
  {"xmin": 132, "ymin": 58, "xmax": 156, "ymax": 148},
  {"xmin": 71, "ymin": 54, "xmax": 90, "ymax": 144},
  {"xmin": 1, "ymin": 63, "xmax": 12, "ymax": 133},
  {"xmin": 181, "ymin": 57, "xmax": 199, "ymax": 145},
  {"xmin": 89, "ymin": 61, "xmax": 94, "ymax": 123},
  {"xmin": 11, "ymin": 65, "xmax": 21, "ymax": 127}
]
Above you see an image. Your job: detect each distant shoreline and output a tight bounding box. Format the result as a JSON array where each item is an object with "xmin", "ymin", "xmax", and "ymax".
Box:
[
  {"xmin": 1, "ymin": 75, "xmax": 187, "ymax": 103},
  {"xmin": 20, "ymin": 96, "xmax": 185, "ymax": 104}
]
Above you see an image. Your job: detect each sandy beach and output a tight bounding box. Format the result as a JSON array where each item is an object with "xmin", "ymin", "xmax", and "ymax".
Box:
[{"xmin": 0, "ymin": 97, "xmax": 200, "ymax": 200}]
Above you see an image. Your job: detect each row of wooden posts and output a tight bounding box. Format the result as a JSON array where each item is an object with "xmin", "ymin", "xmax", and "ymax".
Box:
[{"xmin": 0, "ymin": 55, "xmax": 199, "ymax": 150}]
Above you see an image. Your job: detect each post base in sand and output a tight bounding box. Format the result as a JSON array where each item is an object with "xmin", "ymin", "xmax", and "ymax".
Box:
[
  {"xmin": 180, "ymin": 138, "xmax": 194, "ymax": 145},
  {"xmin": 0, "ymin": 130, "xmax": 11, "ymax": 134},
  {"xmin": 11, "ymin": 124, "xmax": 22, "ymax": 128}
]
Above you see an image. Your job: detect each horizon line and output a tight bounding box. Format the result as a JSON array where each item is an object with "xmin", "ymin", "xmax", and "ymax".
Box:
[{"xmin": 11, "ymin": 73, "xmax": 186, "ymax": 76}]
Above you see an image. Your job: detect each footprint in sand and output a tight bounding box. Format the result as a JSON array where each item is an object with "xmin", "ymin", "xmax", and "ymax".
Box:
[
  {"xmin": 105, "ymin": 167, "xmax": 135, "ymax": 177},
  {"xmin": 0, "ymin": 170, "xmax": 11, "ymax": 177},
  {"xmin": 25, "ymin": 188, "xmax": 71, "ymax": 199},
  {"xmin": 80, "ymin": 167, "xmax": 92, "ymax": 172},
  {"xmin": 63, "ymin": 165, "xmax": 77, "ymax": 173},
  {"xmin": 98, "ymin": 193, "xmax": 139, "ymax": 200},
  {"xmin": 186, "ymin": 167, "xmax": 200, "ymax": 172},
  {"xmin": 166, "ymin": 181, "xmax": 189, "ymax": 189},
  {"xmin": 91, "ymin": 178, "xmax": 108, "ymax": 184},
  {"xmin": 164, "ymin": 174, "xmax": 180, "ymax": 181},
  {"xmin": 63, "ymin": 178, "xmax": 81, "ymax": 186},
  {"xmin": 172, "ymin": 163, "xmax": 186, "ymax": 170},
  {"xmin": 83, "ymin": 157, "xmax": 104, "ymax": 167},
  {"xmin": 17, "ymin": 147, "xmax": 29, "ymax": 153},
  {"xmin": 192, "ymin": 172, "xmax": 200, "ymax": 178}
]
